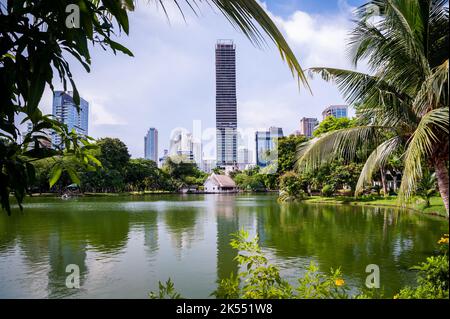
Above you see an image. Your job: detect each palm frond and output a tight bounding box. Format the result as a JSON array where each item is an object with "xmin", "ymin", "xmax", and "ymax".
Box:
[
  {"xmin": 355, "ymin": 136, "xmax": 402, "ymax": 195},
  {"xmin": 296, "ymin": 126, "xmax": 388, "ymax": 172},
  {"xmin": 350, "ymin": 0, "xmax": 432, "ymax": 94},
  {"xmin": 413, "ymin": 59, "xmax": 449, "ymax": 116},
  {"xmin": 308, "ymin": 67, "xmax": 418, "ymax": 127},
  {"xmin": 399, "ymin": 107, "xmax": 449, "ymax": 199}
]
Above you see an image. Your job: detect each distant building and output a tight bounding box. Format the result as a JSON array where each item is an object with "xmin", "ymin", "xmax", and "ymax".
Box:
[
  {"xmin": 201, "ymin": 159, "xmax": 216, "ymax": 173},
  {"xmin": 169, "ymin": 129, "xmax": 202, "ymax": 167},
  {"xmin": 255, "ymin": 127, "xmax": 283, "ymax": 167},
  {"xmin": 322, "ymin": 105, "xmax": 348, "ymax": 120},
  {"xmin": 144, "ymin": 128, "xmax": 158, "ymax": 162},
  {"xmin": 216, "ymin": 40, "xmax": 237, "ymax": 167},
  {"xmin": 204, "ymin": 173, "xmax": 237, "ymax": 193},
  {"xmin": 237, "ymin": 147, "xmax": 253, "ymax": 170},
  {"xmin": 52, "ymin": 91, "xmax": 89, "ymax": 148},
  {"xmin": 159, "ymin": 149, "xmax": 169, "ymax": 168},
  {"xmin": 299, "ymin": 117, "xmax": 319, "ymax": 137}
]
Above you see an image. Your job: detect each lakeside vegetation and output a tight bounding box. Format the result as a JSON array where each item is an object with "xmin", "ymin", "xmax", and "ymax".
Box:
[
  {"xmin": 29, "ymin": 137, "xmax": 208, "ymax": 195},
  {"xmin": 304, "ymin": 195, "xmax": 447, "ymax": 218},
  {"xmin": 152, "ymin": 230, "xmax": 449, "ymax": 299}
]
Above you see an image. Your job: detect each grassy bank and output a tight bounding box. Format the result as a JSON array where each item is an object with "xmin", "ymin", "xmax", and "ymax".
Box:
[{"xmin": 304, "ymin": 195, "xmax": 447, "ymax": 217}]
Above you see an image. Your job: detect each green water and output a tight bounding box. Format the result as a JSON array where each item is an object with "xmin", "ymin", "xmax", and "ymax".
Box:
[{"xmin": 0, "ymin": 194, "xmax": 447, "ymax": 298}]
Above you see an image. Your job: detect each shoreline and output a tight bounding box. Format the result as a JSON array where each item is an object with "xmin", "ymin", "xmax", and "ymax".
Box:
[
  {"xmin": 22, "ymin": 192, "xmax": 448, "ymax": 218},
  {"xmin": 302, "ymin": 196, "xmax": 448, "ymax": 219}
]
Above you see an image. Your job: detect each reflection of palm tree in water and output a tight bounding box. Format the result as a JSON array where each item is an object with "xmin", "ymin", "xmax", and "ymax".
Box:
[{"xmin": 215, "ymin": 195, "xmax": 239, "ymax": 281}]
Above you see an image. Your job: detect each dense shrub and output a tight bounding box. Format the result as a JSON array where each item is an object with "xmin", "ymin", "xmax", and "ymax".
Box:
[
  {"xmin": 395, "ymin": 255, "xmax": 449, "ymax": 299},
  {"xmin": 395, "ymin": 234, "xmax": 449, "ymax": 299},
  {"xmin": 278, "ymin": 172, "xmax": 307, "ymax": 202},
  {"xmin": 321, "ymin": 184, "xmax": 334, "ymax": 197}
]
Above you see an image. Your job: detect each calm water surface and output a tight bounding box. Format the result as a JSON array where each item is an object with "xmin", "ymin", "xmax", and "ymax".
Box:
[{"xmin": 0, "ymin": 194, "xmax": 447, "ymax": 298}]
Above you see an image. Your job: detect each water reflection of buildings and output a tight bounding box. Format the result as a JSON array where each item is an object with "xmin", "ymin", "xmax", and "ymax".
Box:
[
  {"xmin": 47, "ymin": 232, "xmax": 88, "ymax": 298},
  {"xmin": 164, "ymin": 208, "xmax": 201, "ymax": 255},
  {"xmin": 215, "ymin": 195, "xmax": 240, "ymax": 281},
  {"xmin": 143, "ymin": 213, "xmax": 159, "ymax": 256}
]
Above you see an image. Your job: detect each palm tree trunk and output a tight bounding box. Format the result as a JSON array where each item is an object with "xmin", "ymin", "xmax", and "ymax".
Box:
[
  {"xmin": 434, "ymin": 158, "xmax": 449, "ymax": 216},
  {"xmin": 380, "ymin": 167, "xmax": 388, "ymax": 197}
]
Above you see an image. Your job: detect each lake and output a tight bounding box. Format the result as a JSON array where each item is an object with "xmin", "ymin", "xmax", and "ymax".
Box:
[{"xmin": 0, "ymin": 194, "xmax": 447, "ymax": 298}]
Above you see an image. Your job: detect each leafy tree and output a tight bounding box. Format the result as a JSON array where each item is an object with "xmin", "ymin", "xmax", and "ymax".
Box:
[
  {"xmin": 313, "ymin": 116, "xmax": 355, "ymax": 137},
  {"xmin": 277, "ymin": 135, "xmax": 308, "ymax": 173},
  {"xmin": 299, "ymin": 0, "xmax": 449, "ymax": 215},
  {"xmin": 233, "ymin": 173, "xmax": 265, "ymax": 191},
  {"xmin": 278, "ymin": 171, "xmax": 307, "ymax": 202},
  {"xmin": 97, "ymin": 138, "xmax": 131, "ymax": 171},
  {"xmin": 124, "ymin": 158, "xmax": 160, "ymax": 191},
  {"xmin": 163, "ymin": 156, "xmax": 196, "ymax": 179},
  {"xmin": 328, "ymin": 161, "xmax": 364, "ymax": 193},
  {"xmin": 212, "ymin": 167, "xmax": 224, "ymax": 175}
]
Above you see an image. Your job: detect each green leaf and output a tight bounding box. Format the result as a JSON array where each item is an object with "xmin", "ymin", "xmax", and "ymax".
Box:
[
  {"xmin": 66, "ymin": 167, "xmax": 81, "ymax": 186},
  {"xmin": 108, "ymin": 40, "xmax": 134, "ymax": 57},
  {"xmin": 49, "ymin": 165, "xmax": 63, "ymax": 188}
]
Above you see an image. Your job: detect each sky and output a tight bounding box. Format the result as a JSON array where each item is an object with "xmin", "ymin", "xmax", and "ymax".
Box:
[{"xmin": 36, "ymin": 0, "xmax": 367, "ymax": 160}]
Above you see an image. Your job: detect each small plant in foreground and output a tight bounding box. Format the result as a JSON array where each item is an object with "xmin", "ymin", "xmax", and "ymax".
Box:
[
  {"xmin": 213, "ymin": 230, "xmax": 350, "ymax": 299},
  {"xmin": 150, "ymin": 233, "xmax": 449, "ymax": 299},
  {"xmin": 394, "ymin": 234, "xmax": 449, "ymax": 299},
  {"xmin": 149, "ymin": 279, "xmax": 182, "ymax": 299}
]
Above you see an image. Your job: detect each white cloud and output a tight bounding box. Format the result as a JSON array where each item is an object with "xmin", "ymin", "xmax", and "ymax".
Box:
[{"xmin": 89, "ymin": 98, "xmax": 126, "ymax": 126}]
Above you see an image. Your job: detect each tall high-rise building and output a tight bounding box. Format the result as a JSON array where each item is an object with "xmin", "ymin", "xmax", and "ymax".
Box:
[
  {"xmin": 255, "ymin": 127, "xmax": 283, "ymax": 167},
  {"xmin": 52, "ymin": 91, "xmax": 89, "ymax": 148},
  {"xmin": 144, "ymin": 128, "xmax": 158, "ymax": 162},
  {"xmin": 322, "ymin": 105, "xmax": 348, "ymax": 120},
  {"xmin": 215, "ymin": 40, "xmax": 237, "ymax": 167},
  {"xmin": 299, "ymin": 117, "xmax": 319, "ymax": 137}
]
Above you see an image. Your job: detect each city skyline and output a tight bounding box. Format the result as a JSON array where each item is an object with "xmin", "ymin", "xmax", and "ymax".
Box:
[
  {"xmin": 45, "ymin": 88, "xmax": 347, "ymax": 167},
  {"xmin": 27, "ymin": 0, "xmax": 360, "ymax": 159}
]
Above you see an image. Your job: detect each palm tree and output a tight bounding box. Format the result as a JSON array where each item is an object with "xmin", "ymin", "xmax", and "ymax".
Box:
[
  {"xmin": 296, "ymin": 0, "xmax": 449, "ymax": 215},
  {"xmin": 416, "ymin": 170, "xmax": 437, "ymax": 207}
]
